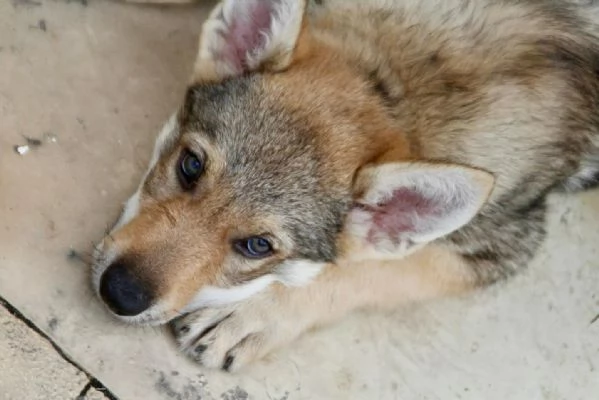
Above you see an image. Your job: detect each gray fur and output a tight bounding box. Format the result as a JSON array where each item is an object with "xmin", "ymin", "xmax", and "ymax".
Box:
[
  {"xmin": 180, "ymin": 0, "xmax": 599, "ymax": 285},
  {"xmin": 182, "ymin": 78, "xmax": 350, "ymax": 262}
]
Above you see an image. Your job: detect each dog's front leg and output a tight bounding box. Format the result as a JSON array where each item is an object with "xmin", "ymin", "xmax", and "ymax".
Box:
[{"xmin": 172, "ymin": 245, "xmax": 477, "ymax": 372}]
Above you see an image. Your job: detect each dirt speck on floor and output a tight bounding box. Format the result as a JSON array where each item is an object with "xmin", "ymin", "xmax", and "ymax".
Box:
[
  {"xmin": 155, "ymin": 371, "xmax": 215, "ymax": 400},
  {"xmin": 48, "ymin": 317, "xmax": 59, "ymax": 332},
  {"xmin": 221, "ymin": 386, "xmax": 249, "ymax": 400},
  {"xmin": 12, "ymin": 0, "xmax": 42, "ymax": 8}
]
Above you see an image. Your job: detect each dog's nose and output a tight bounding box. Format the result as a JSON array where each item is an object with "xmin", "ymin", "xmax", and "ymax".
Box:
[{"xmin": 99, "ymin": 262, "xmax": 152, "ymax": 316}]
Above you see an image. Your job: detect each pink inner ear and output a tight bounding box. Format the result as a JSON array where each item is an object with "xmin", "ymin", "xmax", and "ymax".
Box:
[
  {"xmin": 363, "ymin": 188, "xmax": 441, "ymax": 244},
  {"xmin": 219, "ymin": 1, "xmax": 275, "ymax": 73}
]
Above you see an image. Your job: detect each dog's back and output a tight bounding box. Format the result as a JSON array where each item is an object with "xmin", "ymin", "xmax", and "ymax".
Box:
[
  {"xmin": 312, "ymin": 0, "xmax": 599, "ymax": 189},
  {"xmin": 306, "ymin": 0, "xmax": 599, "ymax": 282}
]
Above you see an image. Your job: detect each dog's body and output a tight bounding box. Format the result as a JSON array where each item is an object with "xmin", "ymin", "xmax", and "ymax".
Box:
[
  {"xmin": 305, "ymin": 0, "xmax": 599, "ymax": 284},
  {"xmin": 93, "ymin": 0, "xmax": 599, "ymax": 371}
]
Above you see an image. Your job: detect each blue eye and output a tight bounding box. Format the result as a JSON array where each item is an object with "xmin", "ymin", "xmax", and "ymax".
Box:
[
  {"xmin": 177, "ymin": 150, "xmax": 204, "ymax": 190},
  {"xmin": 234, "ymin": 237, "xmax": 274, "ymax": 259}
]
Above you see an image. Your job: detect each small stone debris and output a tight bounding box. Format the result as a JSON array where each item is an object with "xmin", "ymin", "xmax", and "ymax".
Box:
[
  {"xmin": 14, "ymin": 145, "xmax": 30, "ymax": 155},
  {"xmin": 43, "ymin": 132, "xmax": 58, "ymax": 143},
  {"xmin": 14, "ymin": 136, "xmax": 41, "ymax": 155},
  {"xmin": 14, "ymin": 133, "xmax": 57, "ymax": 156}
]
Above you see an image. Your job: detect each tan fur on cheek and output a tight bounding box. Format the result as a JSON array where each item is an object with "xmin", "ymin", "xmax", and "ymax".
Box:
[{"xmin": 108, "ymin": 197, "xmax": 231, "ymax": 313}]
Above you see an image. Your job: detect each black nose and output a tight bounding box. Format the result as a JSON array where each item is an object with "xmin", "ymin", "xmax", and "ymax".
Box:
[{"xmin": 99, "ymin": 262, "xmax": 153, "ymax": 316}]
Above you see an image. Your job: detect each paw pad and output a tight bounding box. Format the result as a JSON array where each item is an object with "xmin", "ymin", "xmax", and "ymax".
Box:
[{"xmin": 194, "ymin": 344, "xmax": 207, "ymax": 355}]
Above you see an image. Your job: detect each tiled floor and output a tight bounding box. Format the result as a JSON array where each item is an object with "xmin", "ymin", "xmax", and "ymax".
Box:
[
  {"xmin": 0, "ymin": 304, "xmax": 91, "ymax": 399},
  {"xmin": 1, "ymin": 1, "xmax": 598, "ymax": 399}
]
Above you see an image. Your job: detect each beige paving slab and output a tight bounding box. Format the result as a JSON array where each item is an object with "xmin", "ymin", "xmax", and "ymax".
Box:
[
  {"xmin": 0, "ymin": 304, "xmax": 87, "ymax": 400},
  {"xmin": 0, "ymin": 1, "xmax": 598, "ymax": 400},
  {"xmin": 83, "ymin": 387, "xmax": 110, "ymax": 400}
]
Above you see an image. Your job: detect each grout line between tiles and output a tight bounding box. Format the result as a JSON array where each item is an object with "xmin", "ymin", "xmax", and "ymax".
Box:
[{"xmin": 0, "ymin": 294, "xmax": 119, "ymax": 400}]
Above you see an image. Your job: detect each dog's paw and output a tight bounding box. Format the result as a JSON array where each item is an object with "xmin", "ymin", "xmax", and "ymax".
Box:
[{"xmin": 172, "ymin": 291, "xmax": 308, "ymax": 372}]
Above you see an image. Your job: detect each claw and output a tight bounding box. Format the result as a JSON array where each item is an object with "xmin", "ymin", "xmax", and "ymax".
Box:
[
  {"xmin": 223, "ymin": 355, "xmax": 235, "ymax": 372},
  {"xmin": 178, "ymin": 325, "xmax": 190, "ymax": 334}
]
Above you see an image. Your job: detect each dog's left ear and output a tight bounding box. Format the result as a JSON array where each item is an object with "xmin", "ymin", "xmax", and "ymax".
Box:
[
  {"xmin": 344, "ymin": 162, "xmax": 495, "ymax": 258},
  {"xmin": 193, "ymin": 0, "xmax": 307, "ymax": 81}
]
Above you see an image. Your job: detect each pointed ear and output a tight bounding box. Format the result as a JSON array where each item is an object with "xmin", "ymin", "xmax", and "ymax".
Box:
[
  {"xmin": 345, "ymin": 162, "xmax": 495, "ymax": 257},
  {"xmin": 193, "ymin": 0, "xmax": 307, "ymax": 81}
]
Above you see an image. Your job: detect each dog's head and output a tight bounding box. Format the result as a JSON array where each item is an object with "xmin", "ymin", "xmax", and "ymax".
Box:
[{"xmin": 92, "ymin": 0, "xmax": 494, "ymax": 324}]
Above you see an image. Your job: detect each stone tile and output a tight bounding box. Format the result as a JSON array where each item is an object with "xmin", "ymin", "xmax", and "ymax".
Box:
[
  {"xmin": 0, "ymin": 305, "xmax": 87, "ymax": 400},
  {"xmin": 83, "ymin": 387, "xmax": 110, "ymax": 400}
]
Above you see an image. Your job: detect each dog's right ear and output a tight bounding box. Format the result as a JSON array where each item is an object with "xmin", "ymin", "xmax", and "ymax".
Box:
[
  {"xmin": 342, "ymin": 162, "xmax": 495, "ymax": 260},
  {"xmin": 193, "ymin": 0, "xmax": 307, "ymax": 82}
]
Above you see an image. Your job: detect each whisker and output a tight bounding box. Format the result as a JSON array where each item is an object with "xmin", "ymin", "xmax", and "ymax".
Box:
[
  {"xmin": 159, "ymin": 203, "xmax": 177, "ymax": 227},
  {"xmin": 67, "ymin": 248, "xmax": 106, "ymax": 265},
  {"xmin": 106, "ymin": 232, "xmax": 116, "ymax": 244},
  {"xmin": 67, "ymin": 249, "xmax": 93, "ymax": 264}
]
